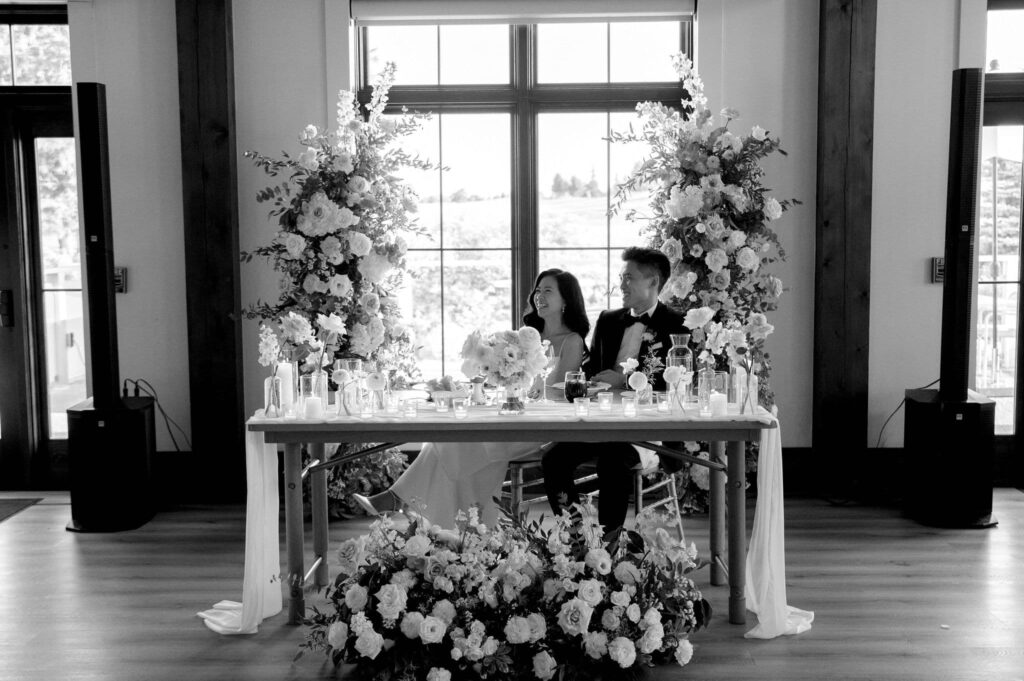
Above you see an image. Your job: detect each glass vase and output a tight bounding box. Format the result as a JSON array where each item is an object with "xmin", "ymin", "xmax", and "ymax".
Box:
[
  {"xmin": 498, "ymin": 385, "xmax": 526, "ymax": 415},
  {"xmin": 729, "ymin": 364, "xmax": 747, "ymax": 407},
  {"xmin": 263, "ymin": 374, "xmax": 282, "ymax": 418},
  {"xmin": 667, "ymin": 333, "xmax": 694, "ymax": 409}
]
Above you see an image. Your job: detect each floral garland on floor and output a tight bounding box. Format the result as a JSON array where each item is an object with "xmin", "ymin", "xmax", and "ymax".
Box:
[
  {"xmin": 302, "ymin": 505, "xmax": 710, "ymax": 680},
  {"xmin": 243, "ymin": 63, "xmax": 434, "ymax": 514},
  {"xmin": 611, "ymin": 54, "xmax": 796, "ymax": 512}
]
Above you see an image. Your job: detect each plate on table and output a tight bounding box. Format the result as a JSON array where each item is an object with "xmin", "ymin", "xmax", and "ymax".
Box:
[{"xmin": 552, "ymin": 381, "xmax": 611, "ymax": 396}]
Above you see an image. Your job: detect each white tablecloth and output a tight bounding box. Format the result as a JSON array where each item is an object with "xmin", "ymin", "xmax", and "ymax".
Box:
[{"xmin": 200, "ymin": 407, "xmax": 813, "ymax": 638}]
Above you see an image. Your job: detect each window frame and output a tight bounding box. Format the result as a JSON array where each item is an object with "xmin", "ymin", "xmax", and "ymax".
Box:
[{"xmin": 356, "ymin": 21, "xmax": 691, "ymax": 359}]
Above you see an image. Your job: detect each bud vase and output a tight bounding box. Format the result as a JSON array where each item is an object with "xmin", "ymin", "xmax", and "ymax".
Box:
[
  {"xmin": 498, "ymin": 385, "xmax": 526, "ymax": 415},
  {"xmin": 263, "ymin": 374, "xmax": 282, "ymax": 417}
]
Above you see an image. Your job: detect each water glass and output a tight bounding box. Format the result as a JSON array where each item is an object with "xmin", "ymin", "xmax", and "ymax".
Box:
[
  {"xmin": 597, "ymin": 391, "xmax": 613, "ymax": 411},
  {"xmin": 655, "ymin": 391, "xmax": 670, "ymax": 413},
  {"xmin": 574, "ymin": 397, "xmax": 591, "ymax": 416},
  {"xmin": 452, "ymin": 397, "xmax": 469, "ymax": 419},
  {"xmin": 622, "ymin": 395, "xmax": 638, "ymax": 417}
]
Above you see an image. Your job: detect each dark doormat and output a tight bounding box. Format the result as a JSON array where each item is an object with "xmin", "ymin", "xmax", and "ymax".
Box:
[{"xmin": 0, "ymin": 498, "xmax": 42, "ymax": 523}]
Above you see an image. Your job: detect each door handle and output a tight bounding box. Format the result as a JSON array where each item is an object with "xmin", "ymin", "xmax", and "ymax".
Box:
[{"xmin": 0, "ymin": 289, "xmax": 13, "ymax": 327}]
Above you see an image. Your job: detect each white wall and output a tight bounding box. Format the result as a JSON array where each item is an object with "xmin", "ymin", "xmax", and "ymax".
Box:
[
  {"xmin": 697, "ymin": 0, "xmax": 820, "ymax": 447},
  {"xmin": 869, "ymin": 0, "xmax": 986, "ymax": 448},
  {"xmin": 68, "ymin": 0, "xmax": 190, "ymax": 452}
]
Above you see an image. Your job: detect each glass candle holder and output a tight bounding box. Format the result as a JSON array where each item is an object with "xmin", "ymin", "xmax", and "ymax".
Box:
[
  {"xmin": 401, "ymin": 398, "xmax": 418, "ymax": 418},
  {"xmin": 434, "ymin": 393, "xmax": 450, "ymax": 413},
  {"xmin": 597, "ymin": 391, "xmax": 613, "ymax": 411},
  {"xmin": 452, "ymin": 396, "xmax": 469, "ymax": 419},
  {"xmin": 574, "ymin": 397, "xmax": 591, "ymax": 416},
  {"xmin": 621, "ymin": 396, "xmax": 638, "ymax": 417},
  {"xmin": 383, "ymin": 391, "xmax": 400, "ymax": 414},
  {"xmin": 655, "ymin": 391, "xmax": 670, "ymax": 413}
]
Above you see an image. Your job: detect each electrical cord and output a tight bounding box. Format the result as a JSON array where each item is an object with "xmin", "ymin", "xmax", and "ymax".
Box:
[
  {"xmin": 874, "ymin": 378, "xmax": 940, "ymax": 449},
  {"xmin": 125, "ymin": 378, "xmax": 193, "ymax": 452}
]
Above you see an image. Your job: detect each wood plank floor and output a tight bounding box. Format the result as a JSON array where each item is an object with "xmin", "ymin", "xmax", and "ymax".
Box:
[{"xmin": 1, "ymin": 490, "xmax": 1022, "ymax": 681}]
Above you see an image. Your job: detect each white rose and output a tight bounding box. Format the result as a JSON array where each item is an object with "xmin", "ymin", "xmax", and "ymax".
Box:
[
  {"xmin": 751, "ymin": 125, "xmax": 766, "ymax": 141},
  {"xmin": 576, "ymin": 579, "xmax": 604, "ymax": 607},
  {"xmin": 401, "ymin": 534, "xmax": 431, "ymax": 558},
  {"xmin": 482, "ymin": 636, "xmax": 499, "ymax": 656},
  {"xmin": 505, "ymin": 616, "xmax": 532, "ymax": 644},
  {"xmin": 320, "ymin": 235, "xmax": 344, "ymax": 264},
  {"xmin": 426, "ymin": 668, "xmax": 451, "ymax": 681},
  {"xmin": 601, "ymin": 609, "xmax": 621, "ymax": 631},
  {"xmin": 641, "ymin": 607, "xmax": 662, "ymax": 629},
  {"xmin": 375, "ymin": 583, "xmax": 408, "ymax": 622},
  {"xmin": 736, "ymin": 246, "xmax": 761, "ymax": 272},
  {"xmin": 328, "ymin": 274, "xmax": 353, "ymax": 298},
  {"xmin": 583, "ymin": 631, "xmax": 609, "ymax": 659},
  {"xmin": 675, "ymin": 638, "xmax": 694, "ymax": 666},
  {"xmin": 610, "ymin": 589, "xmax": 631, "ymax": 607},
  {"xmin": 584, "ymin": 548, "xmax": 612, "ymax": 576},
  {"xmin": 727, "ymin": 229, "xmax": 747, "ymax": 251},
  {"xmin": 431, "ymin": 599, "xmax": 456, "ymax": 625},
  {"xmin": 763, "ymin": 196, "xmax": 782, "ymax": 221},
  {"xmin": 526, "ymin": 613, "xmax": 547, "ymax": 642},
  {"xmin": 282, "ymin": 232, "xmax": 306, "ymax": 259},
  {"xmin": 532, "ymin": 650, "xmax": 558, "ymax": 680},
  {"xmin": 627, "ymin": 371, "xmax": 648, "ymax": 391},
  {"xmin": 298, "ymin": 147, "xmax": 319, "ymax": 171},
  {"xmin": 337, "ymin": 205, "xmax": 360, "ymax": 230},
  {"xmin": 344, "ymin": 584, "xmax": 368, "ymax": 611},
  {"xmin": 637, "ymin": 622, "xmax": 664, "ymax": 654},
  {"xmin": 703, "ymin": 248, "xmax": 729, "ymax": 274},
  {"xmin": 659, "ymin": 237, "xmax": 683, "ymax": 262},
  {"xmin": 557, "ymin": 598, "xmax": 594, "ymax": 637},
  {"xmin": 400, "ymin": 611, "xmax": 424, "ymax": 639},
  {"xmin": 301, "ymin": 124, "xmax": 318, "ymax": 141},
  {"xmin": 419, "ymin": 615, "xmax": 447, "ymax": 644},
  {"xmin": 360, "ymin": 291, "xmax": 381, "ymax": 313},
  {"xmin": 302, "ymin": 273, "xmax": 328, "ymax": 294},
  {"xmin": 347, "ymin": 174, "xmax": 372, "ymax": 196},
  {"xmin": 682, "ymin": 306, "xmax": 715, "ymax": 331},
  {"xmin": 348, "ymin": 231, "xmax": 372, "ymax": 257},
  {"xmin": 327, "ymin": 621, "xmax": 348, "ymax": 648},
  {"xmin": 626, "ymin": 603, "xmax": 641, "ymax": 623},
  {"xmin": 354, "ymin": 629, "xmax": 384, "ymax": 659},
  {"xmin": 335, "ymin": 537, "xmax": 364, "ymax": 575},
  {"xmin": 608, "ymin": 636, "xmax": 637, "ymax": 668},
  {"xmin": 360, "ymin": 251, "xmax": 392, "ymax": 284}
]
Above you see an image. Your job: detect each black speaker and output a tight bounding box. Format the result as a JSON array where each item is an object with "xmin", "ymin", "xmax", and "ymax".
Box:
[
  {"xmin": 76, "ymin": 82, "xmax": 120, "ymax": 409},
  {"xmin": 66, "ymin": 396, "xmax": 156, "ymax": 532},
  {"xmin": 939, "ymin": 68, "xmax": 983, "ymax": 402},
  {"xmin": 903, "ymin": 389, "xmax": 996, "ymax": 527}
]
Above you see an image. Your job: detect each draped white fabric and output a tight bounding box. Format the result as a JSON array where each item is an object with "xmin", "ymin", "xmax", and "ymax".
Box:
[
  {"xmin": 744, "ymin": 416, "xmax": 815, "ymax": 638},
  {"xmin": 197, "ymin": 429, "xmax": 282, "ymax": 634}
]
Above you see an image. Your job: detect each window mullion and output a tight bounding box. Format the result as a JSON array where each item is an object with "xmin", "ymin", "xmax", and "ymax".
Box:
[{"xmin": 510, "ymin": 24, "xmax": 536, "ymax": 328}]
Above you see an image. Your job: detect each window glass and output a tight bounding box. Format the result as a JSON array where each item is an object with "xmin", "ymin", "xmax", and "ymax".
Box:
[
  {"xmin": 12, "ymin": 24, "xmax": 71, "ymax": 86},
  {"xmin": 537, "ymin": 23, "xmax": 607, "ymax": 83},
  {"xmin": 0, "ymin": 26, "xmax": 12, "ymax": 85},
  {"xmin": 986, "ymin": 10, "xmax": 1024, "ymax": 72},
  {"xmin": 609, "ymin": 111, "xmax": 649, "ymax": 248},
  {"xmin": 609, "ymin": 22, "xmax": 680, "ymax": 82},
  {"xmin": 439, "ymin": 24, "xmax": 509, "ymax": 84},
  {"xmin": 441, "ymin": 113, "xmax": 511, "ymax": 247},
  {"xmin": 538, "ymin": 112, "xmax": 608, "ymax": 249},
  {"xmin": 366, "ymin": 25, "xmax": 439, "ymax": 85}
]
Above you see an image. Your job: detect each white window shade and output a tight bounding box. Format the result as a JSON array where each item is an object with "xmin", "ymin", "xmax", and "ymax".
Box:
[{"xmin": 350, "ymin": 0, "xmax": 694, "ymax": 26}]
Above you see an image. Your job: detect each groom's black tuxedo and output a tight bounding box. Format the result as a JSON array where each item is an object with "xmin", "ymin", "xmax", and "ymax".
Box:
[{"xmin": 543, "ymin": 301, "xmax": 688, "ymax": 532}]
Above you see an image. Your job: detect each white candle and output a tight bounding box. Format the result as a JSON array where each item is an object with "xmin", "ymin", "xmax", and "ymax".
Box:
[
  {"xmin": 303, "ymin": 396, "xmax": 323, "ymax": 419},
  {"xmin": 709, "ymin": 391, "xmax": 728, "ymax": 417},
  {"xmin": 277, "ymin": 362, "xmax": 294, "ymax": 414}
]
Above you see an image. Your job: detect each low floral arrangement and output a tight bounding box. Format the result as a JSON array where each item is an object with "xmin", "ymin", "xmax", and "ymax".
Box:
[
  {"xmin": 302, "ymin": 505, "xmax": 710, "ymax": 680},
  {"xmin": 459, "ymin": 327, "xmax": 549, "ymax": 391},
  {"xmin": 611, "ymin": 53, "xmax": 793, "ymax": 509},
  {"xmin": 242, "ymin": 62, "xmax": 430, "ymax": 385}
]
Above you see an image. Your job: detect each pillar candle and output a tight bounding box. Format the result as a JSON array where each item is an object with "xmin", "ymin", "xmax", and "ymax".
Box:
[
  {"xmin": 709, "ymin": 391, "xmax": 728, "ymax": 417},
  {"xmin": 277, "ymin": 362, "xmax": 294, "ymax": 414},
  {"xmin": 303, "ymin": 396, "xmax": 323, "ymax": 419}
]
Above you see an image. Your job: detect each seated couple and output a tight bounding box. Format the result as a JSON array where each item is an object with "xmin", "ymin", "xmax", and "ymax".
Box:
[{"xmin": 353, "ymin": 246, "xmax": 690, "ymax": 532}]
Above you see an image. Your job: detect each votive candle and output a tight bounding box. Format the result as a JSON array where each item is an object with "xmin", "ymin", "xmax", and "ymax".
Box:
[
  {"xmin": 622, "ymin": 396, "xmax": 637, "ymax": 417},
  {"xmin": 303, "ymin": 396, "xmax": 323, "ymax": 419},
  {"xmin": 709, "ymin": 391, "xmax": 728, "ymax": 417},
  {"xmin": 452, "ymin": 397, "xmax": 469, "ymax": 419},
  {"xmin": 597, "ymin": 391, "xmax": 613, "ymax": 411},
  {"xmin": 574, "ymin": 397, "xmax": 591, "ymax": 417}
]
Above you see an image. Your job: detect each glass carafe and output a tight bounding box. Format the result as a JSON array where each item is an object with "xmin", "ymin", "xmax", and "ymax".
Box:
[{"xmin": 666, "ymin": 333, "xmax": 694, "ymax": 405}]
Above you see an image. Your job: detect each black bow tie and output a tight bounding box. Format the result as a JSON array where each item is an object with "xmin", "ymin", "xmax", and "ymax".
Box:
[{"xmin": 624, "ymin": 313, "xmax": 651, "ymax": 327}]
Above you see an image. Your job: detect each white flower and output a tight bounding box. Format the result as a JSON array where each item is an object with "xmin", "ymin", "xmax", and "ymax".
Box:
[
  {"xmin": 763, "ymin": 196, "xmax": 783, "ymax": 221},
  {"xmin": 557, "ymin": 598, "xmax": 594, "ymax": 636},
  {"xmin": 690, "ymin": 452, "xmax": 711, "ymax": 490},
  {"xmin": 608, "ymin": 636, "xmax": 637, "ymax": 668},
  {"xmin": 360, "ymin": 251, "xmax": 393, "ymax": 284},
  {"xmin": 576, "ymin": 579, "xmax": 604, "ymax": 607},
  {"xmin": 390, "ymin": 569, "xmax": 417, "ymax": 590},
  {"xmin": 583, "ymin": 631, "xmax": 609, "ymax": 659},
  {"xmin": 279, "ymin": 312, "xmax": 314, "ymax": 344},
  {"xmin": 675, "ymin": 638, "xmax": 694, "ymax": 665},
  {"xmin": 642, "ymin": 607, "xmax": 662, "ymax": 628},
  {"xmin": 704, "ymin": 248, "xmax": 729, "ymax": 274},
  {"xmin": 354, "ymin": 629, "xmax": 384, "ymax": 659},
  {"xmin": 349, "ymin": 611, "xmax": 372, "ymax": 635},
  {"xmin": 526, "ymin": 613, "xmax": 547, "ymax": 642},
  {"xmin": 346, "ymin": 174, "xmax": 372, "ymax": 201},
  {"xmin": 317, "ymin": 312, "xmax": 347, "ymax": 336},
  {"xmin": 299, "ymin": 192, "xmax": 342, "ymax": 237},
  {"xmin": 426, "ymin": 668, "xmax": 451, "ymax": 681},
  {"xmin": 337, "ymin": 205, "xmax": 360, "ymax": 230},
  {"xmin": 751, "ymin": 125, "xmax": 766, "ymax": 141},
  {"xmin": 619, "ymin": 357, "xmax": 639, "ymax": 374},
  {"xmin": 613, "ymin": 561, "xmax": 642, "ymax": 586},
  {"xmin": 327, "ymin": 274, "xmax": 353, "ymax": 298},
  {"xmin": 532, "ymin": 650, "xmax": 558, "ymax": 680},
  {"xmin": 320, "ymin": 235, "xmax": 344, "ymax": 264},
  {"xmin": 419, "ymin": 615, "xmax": 447, "ymax": 644},
  {"xmin": 348, "ymin": 231, "xmax": 372, "ymax": 257},
  {"xmin": 727, "ymin": 229, "xmax": 747, "ymax": 251},
  {"xmin": 736, "ymin": 246, "xmax": 761, "ymax": 272},
  {"xmin": 637, "ymin": 622, "xmax": 664, "ymax": 654},
  {"xmin": 360, "ymin": 291, "xmax": 381, "ymax": 313},
  {"xmin": 627, "ymin": 371, "xmax": 648, "ymax": 391},
  {"xmin": 601, "ymin": 609, "xmax": 621, "ymax": 631},
  {"xmin": 301, "ymin": 124, "xmax": 318, "ymax": 142},
  {"xmin": 746, "ymin": 312, "xmax": 775, "ymax": 340},
  {"xmin": 375, "ymin": 583, "xmax": 408, "ymax": 622},
  {"xmin": 327, "ymin": 621, "xmax": 348, "ymax": 648},
  {"xmin": 298, "ymin": 147, "xmax": 319, "ymax": 171},
  {"xmin": 660, "ymin": 237, "xmax": 683, "ymax": 261},
  {"xmin": 504, "ymin": 616, "xmax": 532, "ymax": 644},
  {"xmin": 257, "ymin": 324, "xmax": 280, "ymax": 367},
  {"xmin": 282, "ymin": 232, "xmax": 306, "ymax": 259},
  {"xmin": 335, "ymin": 536, "xmax": 364, "ymax": 575},
  {"xmin": 770, "ymin": 275, "xmax": 784, "ymax": 298},
  {"xmin": 401, "ymin": 534, "xmax": 431, "ymax": 558},
  {"xmin": 400, "ymin": 611, "xmax": 424, "ymax": 639},
  {"xmin": 683, "ymin": 306, "xmax": 715, "ymax": 331},
  {"xmin": 584, "ymin": 548, "xmax": 612, "ymax": 575},
  {"xmin": 333, "ymin": 150, "xmax": 354, "ymax": 174},
  {"xmin": 665, "ymin": 185, "xmax": 703, "ymax": 219},
  {"xmin": 344, "ymin": 584, "xmax": 368, "ymax": 611},
  {"xmin": 626, "ymin": 603, "xmax": 641, "ymax": 623},
  {"xmin": 431, "ymin": 599, "xmax": 456, "ymax": 626},
  {"xmin": 302, "ymin": 273, "xmax": 328, "ymax": 294},
  {"xmin": 482, "ymin": 636, "xmax": 499, "ymax": 656}
]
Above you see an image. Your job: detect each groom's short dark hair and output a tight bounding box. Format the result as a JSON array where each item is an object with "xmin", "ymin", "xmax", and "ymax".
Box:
[{"xmin": 623, "ymin": 247, "xmax": 670, "ymax": 292}]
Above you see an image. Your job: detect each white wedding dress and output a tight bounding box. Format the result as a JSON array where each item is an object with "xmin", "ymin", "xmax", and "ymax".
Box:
[{"xmin": 390, "ymin": 332, "xmax": 586, "ymax": 527}]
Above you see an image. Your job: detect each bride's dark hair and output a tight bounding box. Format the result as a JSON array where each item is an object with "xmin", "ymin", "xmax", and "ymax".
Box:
[{"xmin": 522, "ymin": 268, "xmax": 591, "ymax": 340}]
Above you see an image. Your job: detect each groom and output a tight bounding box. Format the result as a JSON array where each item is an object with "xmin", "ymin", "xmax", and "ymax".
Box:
[{"xmin": 542, "ymin": 246, "xmax": 689, "ymax": 532}]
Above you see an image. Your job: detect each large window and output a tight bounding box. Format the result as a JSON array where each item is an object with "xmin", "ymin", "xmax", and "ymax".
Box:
[{"xmin": 361, "ymin": 21, "xmax": 691, "ymax": 378}]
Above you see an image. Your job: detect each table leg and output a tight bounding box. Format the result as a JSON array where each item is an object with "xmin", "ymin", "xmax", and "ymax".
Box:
[
  {"xmin": 709, "ymin": 441, "xmax": 726, "ymax": 586},
  {"xmin": 310, "ymin": 442, "xmax": 329, "ymax": 588},
  {"xmin": 727, "ymin": 439, "xmax": 747, "ymax": 625},
  {"xmin": 283, "ymin": 442, "xmax": 305, "ymax": 624}
]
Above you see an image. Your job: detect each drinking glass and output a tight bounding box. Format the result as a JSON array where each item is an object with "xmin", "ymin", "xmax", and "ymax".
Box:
[
  {"xmin": 564, "ymin": 370, "xmax": 588, "ymax": 402},
  {"xmin": 538, "ymin": 340, "xmax": 556, "ymax": 403}
]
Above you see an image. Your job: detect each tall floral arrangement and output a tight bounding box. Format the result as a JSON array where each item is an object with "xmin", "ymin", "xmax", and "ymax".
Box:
[
  {"xmin": 301, "ymin": 505, "xmax": 710, "ymax": 680},
  {"xmin": 242, "ymin": 63, "xmax": 431, "ymax": 384},
  {"xmin": 610, "ymin": 53, "xmax": 795, "ymax": 509}
]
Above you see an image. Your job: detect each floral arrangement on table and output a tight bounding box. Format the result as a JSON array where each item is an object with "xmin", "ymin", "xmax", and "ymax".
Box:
[
  {"xmin": 460, "ymin": 327, "xmax": 549, "ymax": 413},
  {"xmin": 301, "ymin": 504, "xmax": 711, "ymax": 680},
  {"xmin": 243, "ymin": 63, "xmax": 432, "ymax": 515},
  {"xmin": 610, "ymin": 53, "xmax": 793, "ymax": 509}
]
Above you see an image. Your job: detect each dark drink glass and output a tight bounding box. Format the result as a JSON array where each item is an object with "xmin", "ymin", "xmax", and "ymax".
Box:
[{"xmin": 564, "ymin": 370, "xmax": 588, "ymax": 402}]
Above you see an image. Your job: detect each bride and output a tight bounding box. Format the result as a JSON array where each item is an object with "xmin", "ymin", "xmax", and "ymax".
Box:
[{"xmin": 353, "ymin": 268, "xmax": 590, "ymax": 526}]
